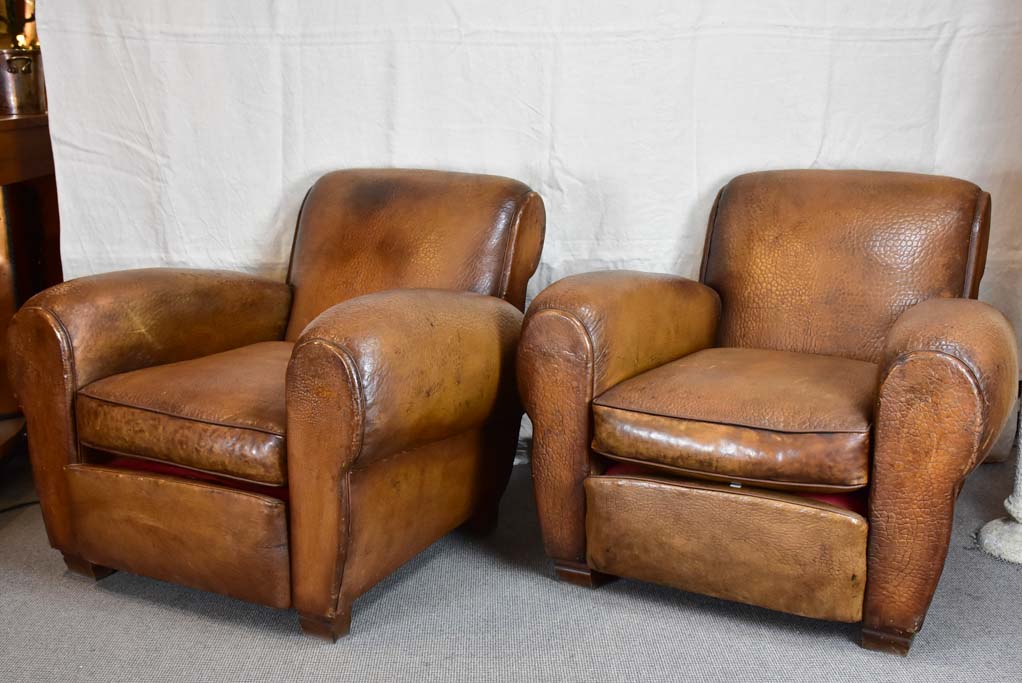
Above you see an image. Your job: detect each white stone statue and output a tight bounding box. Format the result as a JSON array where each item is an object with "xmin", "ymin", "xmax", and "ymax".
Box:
[{"xmin": 979, "ymin": 384, "xmax": 1022, "ymax": 563}]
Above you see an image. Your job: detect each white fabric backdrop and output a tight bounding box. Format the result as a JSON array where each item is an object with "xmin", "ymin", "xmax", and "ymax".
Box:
[{"xmin": 37, "ymin": 1, "xmax": 1022, "ymax": 346}]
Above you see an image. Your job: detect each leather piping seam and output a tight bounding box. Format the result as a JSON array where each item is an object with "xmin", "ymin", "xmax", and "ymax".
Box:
[
  {"xmin": 698, "ymin": 184, "xmax": 727, "ymax": 283},
  {"xmin": 24, "ymin": 305, "xmax": 82, "ymax": 462},
  {"xmin": 592, "ymin": 473, "xmax": 867, "ymax": 520},
  {"xmin": 496, "ymin": 188, "xmax": 538, "ymax": 301},
  {"xmin": 291, "ymin": 337, "xmax": 365, "ymax": 618},
  {"xmin": 77, "ymin": 442, "xmax": 286, "ymax": 488},
  {"xmin": 283, "ymin": 185, "xmax": 315, "ymax": 339},
  {"xmin": 594, "ymin": 451, "xmax": 868, "ymax": 491},
  {"xmin": 591, "ymin": 402, "xmax": 873, "ymax": 435},
  {"xmin": 963, "ymin": 190, "xmax": 989, "ymax": 298},
  {"xmin": 65, "ymin": 463, "xmax": 285, "ymax": 509},
  {"xmin": 75, "ymin": 392, "xmax": 286, "ymax": 437}
]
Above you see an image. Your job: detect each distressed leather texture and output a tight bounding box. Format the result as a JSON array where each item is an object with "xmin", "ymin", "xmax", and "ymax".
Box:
[
  {"xmin": 7, "ymin": 268, "xmax": 291, "ymax": 553},
  {"xmin": 702, "ymin": 170, "xmax": 988, "ymax": 363},
  {"xmin": 286, "ymin": 168, "xmax": 544, "ymax": 338},
  {"xmin": 76, "ymin": 342, "xmax": 292, "ymax": 486},
  {"xmin": 287, "ymin": 289, "xmax": 523, "ymax": 624},
  {"xmin": 520, "ymin": 169, "xmax": 1012, "ymax": 652},
  {"xmin": 864, "ymin": 297, "xmax": 1017, "ymax": 642},
  {"xmin": 518, "ymin": 271, "xmax": 720, "ymax": 564},
  {"xmin": 586, "ymin": 475, "xmax": 868, "ymax": 622},
  {"xmin": 67, "ymin": 464, "xmax": 291, "ymax": 608},
  {"xmin": 7, "ymin": 169, "xmax": 545, "ymax": 637},
  {"xmin": 592, "ymin": 347, "xmax": 877, "ymax": 492}
]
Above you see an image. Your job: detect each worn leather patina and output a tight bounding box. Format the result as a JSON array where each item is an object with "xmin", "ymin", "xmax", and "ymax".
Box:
[
  {"xmin": 520, "ymin": 169, "xmax": 1016, "ymax": 655},
  {"xmin": 8, "ymin": 168, "xmax": 545, "ymax": 640}
]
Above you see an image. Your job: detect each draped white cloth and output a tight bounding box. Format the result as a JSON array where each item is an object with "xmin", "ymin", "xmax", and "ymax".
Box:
[{"xmin": 38, "ymin": 1, "xmax": 1022, "ymax": 354}]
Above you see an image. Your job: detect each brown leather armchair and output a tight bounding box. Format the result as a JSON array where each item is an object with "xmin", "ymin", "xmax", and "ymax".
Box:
[
  {"xmin": 8, "ymin": 168, "xmax": 545, "ymax": 640},
  {"xmin": 518, "ymin": 169, "xmax": 1017, "ymax": 655}
]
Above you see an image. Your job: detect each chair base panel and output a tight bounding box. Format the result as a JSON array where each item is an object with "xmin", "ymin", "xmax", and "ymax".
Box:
[
  {"xmin": 584, "ymin": 474, "xmax": 868, "ymax": 622},
  {"xmin": 66, "ymin": 464, "xmax": 292, "ymax": 608}
]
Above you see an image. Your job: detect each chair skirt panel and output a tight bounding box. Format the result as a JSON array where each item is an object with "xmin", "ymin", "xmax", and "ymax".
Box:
[
  {"xmin": 584, "ymin": 473, "xmax": 868, "ymax": 622},
  {"xmin": 65, "ymin": 463, "xmax": 292, "ymax": 608}
]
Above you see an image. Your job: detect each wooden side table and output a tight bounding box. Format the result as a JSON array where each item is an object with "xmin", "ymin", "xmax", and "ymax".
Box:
[{"xmin": 0, "ymin": 113, "xmax": 61, "ymax": 460}]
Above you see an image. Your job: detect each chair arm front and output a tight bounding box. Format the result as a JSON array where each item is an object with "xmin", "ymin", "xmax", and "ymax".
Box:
[
  {"xmin": 864, "ymin": 297, "xmax": 1018, "ymax": 650},
  {"xmin": 285, "ymin": 288, "xmax": 522, "ymax": 621},
  {"xmin": 517, "ymin": 270, "xmax": 720, "ymax": 567},
  {"xmin": 6, "ymin": 267, "xmax": 292, "ymax": 554}
]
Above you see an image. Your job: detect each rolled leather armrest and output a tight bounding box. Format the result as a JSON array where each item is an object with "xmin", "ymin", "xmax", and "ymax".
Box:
[
  {"xmin": 6, "ymin": 267, "xmax": 291, "ymax": 554},
  {"xmin": 865, "ymin": 297, "xmax": 1018, "ymax": 643},
  {"xmin": 286, "ymin": 288, "xmax": 522, "ymax": 619},
  {"xmin": 521, "ymin": 270, "xmax": 721, "ymax": 396},
  {"xmin": 9, "ymin": 267, "xmax": 292, "ymax": 391},
  {"xmin": 517, "ymin": 270, "xmax": 720, "ymax": 565},
  {"xmin": 286, "ymin": 288, "xmax": 523, "ymax": 469},
  {"xmin": 878, "ymin": 297, "xmax": 1018, "ymax": 458}
]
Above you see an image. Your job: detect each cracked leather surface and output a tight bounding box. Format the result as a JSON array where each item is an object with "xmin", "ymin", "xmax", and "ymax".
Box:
[
  {"xmin": 7, "ymin": 268, "xmax": 292, "ymax": 553},
  {"xmin": 864, "ymin": 297, "xmax": 1017, "ymax": 639},
  {"xmin": 77, "ymin": 341, "xmax": 292, "ymax": 486},
  {"xmin": 702, "ymin": 170, "xmax": 987, "ymax": 363},
  {"xmin": 592, "ymin": 347, "xmax": 877, "ymax": 492}
]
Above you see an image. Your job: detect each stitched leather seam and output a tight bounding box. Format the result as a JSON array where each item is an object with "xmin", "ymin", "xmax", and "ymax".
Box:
[
  {"xmin": 593, "ymin": 472, "xmax": 867, "ymax": 519},
  {"xmin": 591, "ymin": 402, "xmax": 872, "ymax": 435},
  {"xmin": 594, "ymin": 451, "xmax": 868, "ymax": 491},
  {"xmin": 76, "ymin": 392, "xmax": 285, "ymax": 437},
  {"xmin": 66, "ymin": 463, "xmax": 285, "ymax": 509},
  {"xmin": 78, "ymin": 442, "xmax": 285, "ymax": 487}
]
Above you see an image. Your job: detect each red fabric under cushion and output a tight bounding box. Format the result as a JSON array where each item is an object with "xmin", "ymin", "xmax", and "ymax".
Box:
[
  {"xmin": 105, "ymin": 456, "xmax": 289, "ymax": 501},
  {"xmin": 602, "ymin": 462, "xmax": 866, "ymax": 516}
]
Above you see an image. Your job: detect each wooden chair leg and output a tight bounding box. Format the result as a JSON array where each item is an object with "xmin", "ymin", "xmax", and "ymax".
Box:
[
  {"xmin": 299, "ymin": 602, "xmax": 353, "ymax": 642},
  {"xmin": 860, "ymin": 626, "xmax": 915, "ymax": 656},
  {"xmin": 62, "ymin": 553, "xmax": 115, "ymax": 580},
  {"xmin": 554, "ymin": 560, "xmax": 615, "ymax": 588}
]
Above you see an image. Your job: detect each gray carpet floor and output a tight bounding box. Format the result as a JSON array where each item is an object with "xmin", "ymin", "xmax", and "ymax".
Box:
[{"xmin": 1, "ymin": 450, "xmax": 1020, "ymax": 682}]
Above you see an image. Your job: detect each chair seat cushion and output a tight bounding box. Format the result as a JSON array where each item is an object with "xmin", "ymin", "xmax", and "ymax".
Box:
[
  {"xmin": 76, "ymin": 341, "xmax": 292, "ymax": 486},
  {"xmin": 592, "ymin": 347, "xmax": 878, "ymax": 492}
]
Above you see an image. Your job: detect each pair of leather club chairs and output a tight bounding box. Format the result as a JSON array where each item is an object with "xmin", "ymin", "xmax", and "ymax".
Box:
[{"xmin": 8, "ymin": 168, "xmax": 1016, "ymax": 655}]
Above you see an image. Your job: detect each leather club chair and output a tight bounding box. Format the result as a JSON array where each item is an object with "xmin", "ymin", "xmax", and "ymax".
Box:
[
  {"xmin": 518, "ymin": 170, "xmax": 1017, "ymax": 655},
  {"xmin": 8, "ymin": 168, "xmax": 545, "ymax": 640}
]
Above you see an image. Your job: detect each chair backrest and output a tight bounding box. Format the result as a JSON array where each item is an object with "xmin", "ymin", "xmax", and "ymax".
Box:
[
  {"xmin": 285, "ymin": 168, "xmax": 545, "ymax": 340},
  {"xmin": 700, "ymin": 169, "xmax": 989, "ymax": 363}
]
